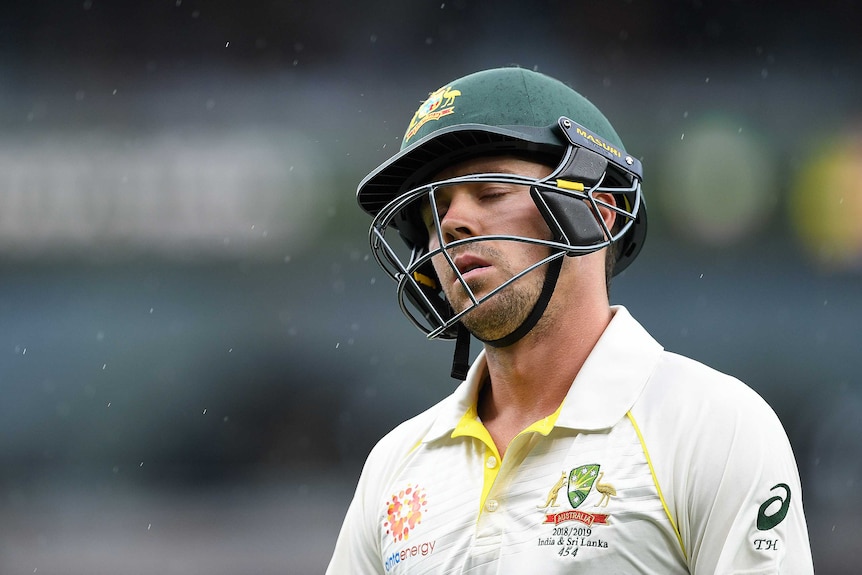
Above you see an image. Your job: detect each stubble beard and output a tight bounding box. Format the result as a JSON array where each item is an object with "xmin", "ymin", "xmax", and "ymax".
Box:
[{"xmin": 443, "ymin": 262, "xmax": 545, "ymax": 342}]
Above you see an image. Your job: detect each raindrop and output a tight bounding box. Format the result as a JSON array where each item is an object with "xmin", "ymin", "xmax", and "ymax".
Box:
[
  {"xmin": 203, "ymin": 408, "xmax": 207, "ymax": 415},
  {"xmin": 680, "ymin": 133, "xmax": 685, "ymax": 141},
  {"xmin": 225, "ymin": 41, "xmax": 230, "ymax": 48}
]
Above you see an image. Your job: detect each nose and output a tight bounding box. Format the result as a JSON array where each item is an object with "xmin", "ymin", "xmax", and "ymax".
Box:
[{"xmin": 436, "ymin": 189, "xmax": 478, "ymax": 246}]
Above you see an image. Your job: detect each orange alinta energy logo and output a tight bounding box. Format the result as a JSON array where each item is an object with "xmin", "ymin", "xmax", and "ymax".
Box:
[{"xmin": 384, "ymin": 483, "xmax": 428, "ymax": 543}]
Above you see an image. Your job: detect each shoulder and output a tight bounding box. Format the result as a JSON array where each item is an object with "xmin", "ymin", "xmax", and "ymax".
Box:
[
  {"xmin": 631, "ymin": 349, "xmax": 797, "ymax": 501},
  {"xmin": 357, "ymin": 393, "xmax": 453, "ymax": 489},
  {"xmin": 640, "ymin": 350, "xmax": 780, "ymax": 429},
  {"xmin": 352, "ymin": 372, "xmax": 478, "ymax": 503}
]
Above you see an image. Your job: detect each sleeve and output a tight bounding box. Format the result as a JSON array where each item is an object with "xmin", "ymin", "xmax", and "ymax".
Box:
[
  {"xmin": 326, "ymin": 454, "xmax": 385, "ymax": 574},
  {"xmin": 677, "ymin": 378, "xmax": 814, "ymax": 575}
]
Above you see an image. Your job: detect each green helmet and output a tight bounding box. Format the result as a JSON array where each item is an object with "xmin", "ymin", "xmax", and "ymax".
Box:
[{"xmin": 358, "ymin": 67, "xmax": 646, "ymax": 354}]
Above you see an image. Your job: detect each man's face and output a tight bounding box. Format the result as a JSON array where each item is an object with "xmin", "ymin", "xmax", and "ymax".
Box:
[{"xmin": 420, "ymin": 156, "xmax": 555, "ymax": 341}]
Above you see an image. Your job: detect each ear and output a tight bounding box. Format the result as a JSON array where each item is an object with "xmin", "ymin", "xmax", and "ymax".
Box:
[{"xmin": 592, "ymin": 192, "xmax": 617, "ymax": 239}]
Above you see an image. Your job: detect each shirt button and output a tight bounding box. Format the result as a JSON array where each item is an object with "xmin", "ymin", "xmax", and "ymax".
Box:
[
  {"xmin": 485, "ymin": 499, "xmax": 499, "ymax": 512},
  {"xmin": 486, "ymin": 456, "xmax": 497, "ymax": 469}
]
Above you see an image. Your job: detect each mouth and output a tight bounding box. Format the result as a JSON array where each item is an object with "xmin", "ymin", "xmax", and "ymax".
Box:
[{"xmin": 452, "ymin": 254, "xmax": 491, "ymax": 280}]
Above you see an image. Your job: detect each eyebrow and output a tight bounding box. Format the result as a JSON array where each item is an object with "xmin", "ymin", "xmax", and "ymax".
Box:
[{"xmin": 440, "ymin": 166, "xmax": 524, "ymax": 179}]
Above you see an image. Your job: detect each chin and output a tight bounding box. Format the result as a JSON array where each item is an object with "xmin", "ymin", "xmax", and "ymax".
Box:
[{"xmin": 462, "ymin": 302, "xmax": 529, "ymax": 341}]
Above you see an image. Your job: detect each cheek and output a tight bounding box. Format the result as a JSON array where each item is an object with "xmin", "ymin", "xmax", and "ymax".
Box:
[
  {"xmin": 427, "ymin": 232, "xmax": 440, "ymax": 250},
  {"xmin": 429, "ymin": 250, "xmax": 451, "ymax": 279},
  {"xmin": 505, "ymin": 205, "xmax": 552, "ymax": 241}
]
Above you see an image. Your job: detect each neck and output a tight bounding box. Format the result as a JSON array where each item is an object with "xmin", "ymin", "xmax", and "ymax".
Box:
[
  {"xmin": 476, "ymin": 271, "xmax": 613, "ymax": 456},
  {"xmin": 482, "ymin": 304, "xmax": 612, "ymax": 414}
]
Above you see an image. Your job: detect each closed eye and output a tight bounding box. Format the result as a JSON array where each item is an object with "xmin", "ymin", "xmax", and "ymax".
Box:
[
  {"xmin": 477, "ymin": 181, "xmax": 526, "ymax": 202},
  {"xmin": 479, "ymin": 190, "xmax": 507, "ymax": 202}
]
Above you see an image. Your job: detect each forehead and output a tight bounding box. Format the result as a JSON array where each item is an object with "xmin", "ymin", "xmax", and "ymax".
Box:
[{"xmin": 432, "ymin": 154, "xmax": 554, "ymax": 181}]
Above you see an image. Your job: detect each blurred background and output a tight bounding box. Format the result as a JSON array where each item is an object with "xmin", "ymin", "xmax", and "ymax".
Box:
[{"xmin": 1, "ymin": 1, "xmax": 860, "ymax": 573}]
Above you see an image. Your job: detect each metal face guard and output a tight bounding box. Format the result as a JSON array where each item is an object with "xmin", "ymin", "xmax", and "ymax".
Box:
[{"xmin": 369, "ymin": 165, "xmax": 640, "ymax": 340}]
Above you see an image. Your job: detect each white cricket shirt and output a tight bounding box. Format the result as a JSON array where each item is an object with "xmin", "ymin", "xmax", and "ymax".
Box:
[{"xmin": 327, "ymin": 306, "xmax": 812, "ymax": 574}]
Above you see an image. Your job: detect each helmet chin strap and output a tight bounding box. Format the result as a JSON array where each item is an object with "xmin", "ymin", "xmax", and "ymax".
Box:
[{"xmin": 449, "ymin": 256, "xmax": 564, "ymax": 380}]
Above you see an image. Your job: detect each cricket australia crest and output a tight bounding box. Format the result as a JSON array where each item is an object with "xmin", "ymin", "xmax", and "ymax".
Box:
[
  {"xmin": 567, "ymin": 464, "xmax": 601, "ymax": 508},
  {"xmin": 540, "ymin": 464, "xmax": 611, "ymax": 529}
]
